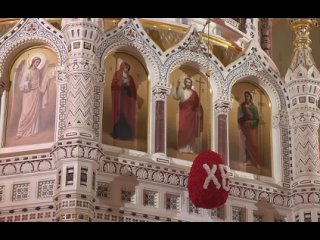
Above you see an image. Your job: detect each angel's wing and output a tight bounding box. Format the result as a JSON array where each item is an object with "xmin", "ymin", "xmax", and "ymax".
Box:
[
  {"xmin": 12, "ymin": 60, "xmax": 27, "ymax": 106},
  {"xmin": 39, "ymin": 59, "xmax": 50, "ymax": 92},
  {"xmin": 15, "ymin": 59, "xmax": 27, "ymax": 90},
  {"xmin": 39, "ymin": 59, "xmax": 57, "ymax": 108},
  {"xmin": 12, "ymin": 59, "xmax": 28, "ymax": 94},
  {"xmin": 39, "ymin": 59, "xmax": 49, "ymax": 80}
]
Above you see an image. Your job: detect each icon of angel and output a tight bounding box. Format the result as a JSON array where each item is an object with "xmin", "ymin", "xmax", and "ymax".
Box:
[{"xmin": 13, "ymin": 55, "xmax": 56, "ymax": 139}]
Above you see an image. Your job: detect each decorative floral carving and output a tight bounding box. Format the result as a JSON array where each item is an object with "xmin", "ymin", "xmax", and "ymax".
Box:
[
  {"xmin": 244, "ymin": 189, "xmax": 255, "ymax": 200},
  {"xmin": 103, "ymin": 162, "xmax": 116, "ymax": 173},
  {"xmin": 294, "ymin": 194, "xmax": 304, "ymax": 205},
  {"xmin": 168, "ymin": 174, "xmax": 179, "ymax": 185},
  {"xmin": 136, "ymin": 168, "xmax": 148, "ymax": 179},
  {"xmin": 120, "ymin": 165, "xmax": 131, "ymax": 175},
  {"xmin": 258, "ymin": 191, "xmax": 270, "ymax": 201},
  {"xmin": 37, "ymin": 160, "xmax": 52, "ymax": 171},
  {"xmin": 230, "ymin": 186, "xmax": 241, "ymax": 197},
  {"xmin": 20, "ymin": 162, "xmax": 34, "ymax": 173},
  {"xmin": 52, "ymin": 140, "xmax": 104, "ymax": 162},
  {"xmin": 273, "ymin": 194, "xmax": 284, "ymax": 205},
  {"xmin": 2, "ymin": 164, "xmax": 17, "ymax": 175},
  {"xmin": 71, "ymin": 146, "xmax": 85, "ymax": 158},
  {"xmin": 124, "ymin": 26, "xmax": 137, "ymax": 41},
  {"xmin": 152, "ymin": 171, "xmax": 164, "ymax": 182},
  {"xmin": 25, "ymin": 20, "xmax": 39, "ymax": 35},
  {"xmin": 308, "ymin": 192, "xmax": 320, "ymax": 204}
]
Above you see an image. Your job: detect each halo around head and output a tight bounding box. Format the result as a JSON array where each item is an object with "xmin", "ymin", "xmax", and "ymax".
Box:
[{"xmin": 28, "ymin": 53, "xmax": 46, "ymax": 69}]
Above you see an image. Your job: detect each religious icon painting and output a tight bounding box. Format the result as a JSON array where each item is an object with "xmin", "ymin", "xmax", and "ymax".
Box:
[
  {"xmin": 102, "ymin": 52, "xmax": 149, "ymax": 152},
  {"xmin": 167, "ymin": 66, "xmax": 212, "ymax": 161},
  {"xmin": 3, "ymin": 47, "xmax": 57, "ymax": 147},
  {"xmin": 228, "ymin": 82, "xmax": 272, "ymax": 177}
]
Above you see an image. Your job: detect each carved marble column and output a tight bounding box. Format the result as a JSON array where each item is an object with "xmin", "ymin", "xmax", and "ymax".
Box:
[
  {"xmin": 285, "ymin": 19, "xmax": 320, "ymax": 184},
  {"xmin": 272, "ymin": 112, "xmax": 290, "ymax": 187},
  {"xmin": 260, "ymin": 18, "xmax": 272, "ymax": 57},
  {"xmin": 245, "ymin": 18, "xmax": 260, "ymax": 44},
  {"xmin": 60, "ymin": 21, "xmax": 104, "ymax": 141},
  {"xmin": 284, "ymin": 19, "xmax": 320, "ymax": 220},
  {"xmin": 52, "ymin": 18, "xmax": 105, "ymax": 222},
  {"xmin": 290, "ymin": 112, "xmax": 320, "ymax": 178},
  {"xmin": 152, "ymin": 86, "xmax": 170, "ymax": 154},
  {"xmin": 214, "ymin": 99, "xmax": 232, "ymax": 163}
]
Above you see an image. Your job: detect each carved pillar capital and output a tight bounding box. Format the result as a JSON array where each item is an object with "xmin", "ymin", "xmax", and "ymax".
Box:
[
  {"xmin": 214, "ymin": 99, "xmax": 233, "ymax": 114},
  {"xmin": 152, "ymin": 85, "xmax": 170, "ymax": 154},
  {"xmin": 152, "ymin": 85, "xmax": 170, "ymax": 101}
]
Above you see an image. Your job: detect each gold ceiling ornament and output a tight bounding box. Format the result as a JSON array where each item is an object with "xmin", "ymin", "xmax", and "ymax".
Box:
[
  {"xmin": 288, "ymin": 18, "xmax": 318, "ymax": 71},
  {"xmin": 289, "ymin": 18, "xmax": 317, "ymax": 50}
]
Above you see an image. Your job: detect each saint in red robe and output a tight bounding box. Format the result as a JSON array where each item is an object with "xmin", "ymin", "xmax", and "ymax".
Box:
[
  {"xmin": 178, "ymin": 90, "xmax": 203, "ymax": 150},
  {"xmin": 111, "ymin": 62, "xmax": 137, "ymax": 140}
]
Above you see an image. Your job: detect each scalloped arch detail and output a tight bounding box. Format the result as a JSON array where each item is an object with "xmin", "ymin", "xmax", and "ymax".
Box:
[{"xmin": 0, "ymin": 18, "xmax": 67, "ymax": 92}]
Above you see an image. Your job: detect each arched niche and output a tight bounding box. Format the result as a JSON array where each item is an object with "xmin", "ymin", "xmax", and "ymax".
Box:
[
  {"xmin": 167, "ymin": 64, "xmax": 212, "ymax": 161},
  {"xmin": 102, "ymin": 51, "xmax": 149, "ymax": 152},
  {"xmin": 228, "ymin": 81, "xmax": 272, "ymax": 177},
  {"xmin": 1, "ymin": 46, "xmax": 57, "ymax": 148}
]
